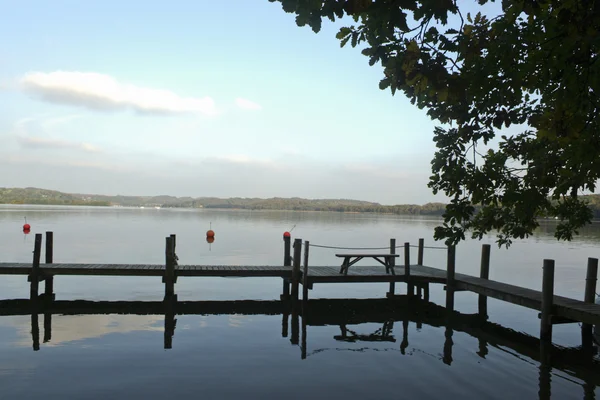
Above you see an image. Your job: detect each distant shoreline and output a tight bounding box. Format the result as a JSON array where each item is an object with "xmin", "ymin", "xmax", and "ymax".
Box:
[{"xmin": 0, "ymin": 187, "xmax": 448, "ymax": 217}]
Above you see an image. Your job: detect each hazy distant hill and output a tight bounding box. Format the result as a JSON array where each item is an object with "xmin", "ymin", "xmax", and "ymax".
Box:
[
  {"xmin": 0, "ymin": 187, "xmax": 447, "ymax": 216},
  {"xmin": 5, "ymin": 187, "xmax": 600, "ymax": 219}
]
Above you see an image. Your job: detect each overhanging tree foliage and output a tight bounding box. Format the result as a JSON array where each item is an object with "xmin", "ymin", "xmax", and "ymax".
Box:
[{"xmin": 270, "ymin": 0, "xmax": 600, "ymax": 246}]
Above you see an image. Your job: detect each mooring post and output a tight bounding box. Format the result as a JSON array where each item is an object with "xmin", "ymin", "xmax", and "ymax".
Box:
[
  {"xmin": 282, "ymin": 234, "xmax": 292, "ymax": 298},
  {"xmin": 405, "ymin": 242, "xmax": 413, "ymax": 296},
  {"xmin": 540, "ymin": 259, "xmax": 555, "ymax": 342},
  {"xmin": 582, "ymin": 257, "xmax": 598, "ymax": 353},
  {"xmin": 302, "ymin": 240, "xmax": 310, "ymax": 301},
  {"xmin": 388, "ymin": 238, "xmax": 396, "ymax": 296},
  {"xmin": 445, "ymin": 245, "xmax": 456, "ymax": 311},
  {"xmin": 478, "ymin": 244, "xmax": 491, "ymax": 318},
  {"xmin": 44, "ymin": 231, "xmax": 54, "ymax": 300},
  {"xmin": 30, "ymin": 234, "xmax": 42, "ymax": 301},
  {"xmin": 291, "ymin": 239, "xmax": 302, "ymax": 303},
  {"xmin": 164, "ymin": 236, "xmax": 176, "ymax": 299},
  {"xmin": 415, "ymin": 238, "xmax": 424, "ymax": 298}
]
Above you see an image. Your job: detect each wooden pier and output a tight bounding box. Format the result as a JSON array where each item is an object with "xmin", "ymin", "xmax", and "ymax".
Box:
[{"xmin": 0, "ymin": 232, "xmax": 599, "ymax": 349}]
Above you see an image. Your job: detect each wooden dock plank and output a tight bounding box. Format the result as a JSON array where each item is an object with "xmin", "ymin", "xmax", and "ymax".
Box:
[{"xmin": 0, "ymin": 261, "xmax": 598, "ymax": 324}]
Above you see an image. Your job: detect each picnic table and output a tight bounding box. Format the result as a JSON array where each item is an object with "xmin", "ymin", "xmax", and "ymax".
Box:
[{"xmin": 335, "ymin": 253, "xmax": 400, "ymax": 275}]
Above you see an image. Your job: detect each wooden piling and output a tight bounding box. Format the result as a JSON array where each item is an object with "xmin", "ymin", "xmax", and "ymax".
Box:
[
  {"xmin": 302, "ymin": 241, "xmax": 310, "ymax": 301},
  {"xmin": 30, "ymin": 234, "xmax": 42, "ymax": 301},
  {"xmin": 405, "ymin": 242, "xmax": 413, "ymax": 295},
  {"xmin": 388, "ymin": 238, "xmax": 396, "ymax": 296},
  {"xmin": 445, "ymin": 245, "xmax": 456, "ymax": 311},
  {"xmin": 478, "ymin": 244, "xmax": 491, "ymax": 318},
  {"xmin": 44, "ymin": 232, "xmax": 54, "ymax": 300},
  {"xmin": 164, "ymin": 236, "xmax": 176, "ymax": 298},
  {"xmin": 540, "ymin": 259, "xmax": 555, "ymax": 342},
  {"xmin": 404, "ymin": 242, "xmax": 411, "ymax": 277},
  {"xmin": 291, "ymin": 239, "xmax": 302, "ymax": 302},
  {"xmin": 582, "ymin": 257, "xmax": 598, "ymax": 352},
  {"xmin": 282, "ymin": 234, "xmax": 292, "ymax": 299},
  {"xmin": 283, "ymin": 234, "xmax": 292, "ymax": 267},
  {"xmin": 417, "ymin": 238, "xmax": 424, "ymax": 266}
]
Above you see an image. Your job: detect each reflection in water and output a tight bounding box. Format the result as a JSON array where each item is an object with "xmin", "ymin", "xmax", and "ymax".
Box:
[{"xmin": 5, "ymin": 295, "xmax": 598, "ymax": 399}]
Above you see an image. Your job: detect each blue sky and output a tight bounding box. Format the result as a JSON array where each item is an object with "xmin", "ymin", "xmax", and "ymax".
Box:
[{"xmin": 0, "ymin": 0, "xmax": 453, "ymax": 204}]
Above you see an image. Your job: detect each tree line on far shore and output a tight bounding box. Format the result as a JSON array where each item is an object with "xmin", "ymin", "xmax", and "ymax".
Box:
[{"xmin": 4, "ymin": 187, "xmax": 600, "ymax": 219}]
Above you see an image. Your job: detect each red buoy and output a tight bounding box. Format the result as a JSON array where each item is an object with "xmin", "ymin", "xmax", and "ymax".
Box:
[
  {"xmin": 23, "ymin": 227, "xmax": 30, "ymax": 235},
  {"xmin": 206, "ymin": 236, "xmax": 214, "ymax": 244},
  {"xmin": 23, "ymin": 223, "xmax": 31, "ymax": 230},
  {"xmin": 206, "ymin": 222, "xmax": 215, "ymax": 238},
  {"xmin": 283, "ymin": 231, "xmax": 291, "ymax": 238}
]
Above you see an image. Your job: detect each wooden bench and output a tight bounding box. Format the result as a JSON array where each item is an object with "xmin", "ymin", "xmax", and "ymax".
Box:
[{"xmin": 335, "ymin": 253, "xmax": 400, "ymax": 275}]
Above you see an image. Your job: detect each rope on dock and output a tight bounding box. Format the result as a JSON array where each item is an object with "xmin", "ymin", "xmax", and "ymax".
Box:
[
  {"xmin": 409, "ymin": 245, "xmax": 447, "ymax": 250},
  {"xmin": 310, "ymin": 243, "xmax": 447, "ymax": 251},
  {"xmin": 310, "ymin": 244, "xmax": 391, "ymax": 250}
]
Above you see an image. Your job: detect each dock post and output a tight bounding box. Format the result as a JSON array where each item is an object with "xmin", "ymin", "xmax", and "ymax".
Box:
[
  {"xmin": 291, "ymin": 239, "xmax": 302, "ymax": 303},
  {"xmin": 29, "ymin": 234, "xmax": 42, "ymax": 301},
  {"xmin": 582, "ymin": 257, "xmax": 598, "ymax": 353},
  {"xmin": 282, "ymin": 234, "xmax": 292, "ymax": 299},
  {"xmin": 478, "ymin": 244, "xmax": 491, "ymax": 318},
  {"xmin": 445, "ymin": 245, "xmax": 456, "ymax": 311},
  {"xmin": 44, "ymin": 232, "xmax": 54, "ymax": 301},
  {"xmin": 388, "ymin": 238, "xmax": 396, "ymax": 296},
  {"xmin": 164, "ymin": 236, "xmax": 176, "ymax": 299},
  {"xmin": 302, "ymin": 241, "xmax": 310, "ymax": 301},
  {"xmin": 540, "ymin": 259, "xmax": 555, "ymax": 342},
  {"xmin": 415, "ymin": 238, "xmax": 424, "ymax": 298},
  {"xmin": 405, "ymin": 242, "xmax": 413, "ymax": 296}
]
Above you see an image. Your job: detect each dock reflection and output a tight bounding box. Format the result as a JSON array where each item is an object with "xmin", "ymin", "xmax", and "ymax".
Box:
[{"xmin": 1, "ymin": 295, "xmax": 598, "ymax": 398}]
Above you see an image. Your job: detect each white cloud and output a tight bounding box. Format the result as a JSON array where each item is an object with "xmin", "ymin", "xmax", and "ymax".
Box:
[
  {"xmin": 235, "ymin": 97, "xmax": 262, "ymax": 111},
  {"xmin": 20, "ymin": 71, "xmax": 218, "ymax": 116},
  {"xmin": 16, "ymin": 135, "xmax": 101, "ymax": 153}
]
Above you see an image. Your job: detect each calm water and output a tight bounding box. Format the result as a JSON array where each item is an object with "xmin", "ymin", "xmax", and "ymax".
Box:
[{"xmin": 0, "ymin": 205, "xmax": 598, "ymax": 399}]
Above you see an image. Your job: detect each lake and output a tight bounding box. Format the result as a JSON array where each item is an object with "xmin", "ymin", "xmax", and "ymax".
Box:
[{"xmin": 0, "ymin": 205, "xmax": 598, "ymax": 399}]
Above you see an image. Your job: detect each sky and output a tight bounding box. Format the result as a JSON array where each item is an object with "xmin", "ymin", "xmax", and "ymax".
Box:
[{"xmin": 0, "ymin": 1, "xmax": 461, "ymax": 205}]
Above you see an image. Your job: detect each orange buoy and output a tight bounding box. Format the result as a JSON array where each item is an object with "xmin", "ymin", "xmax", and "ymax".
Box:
[
  {"xmin": 206, "ymin": 236, "xmax": 214, "ymax": 244},
  {"xmin": 206, "ymin": 222, "xmax": 215, "ymax": 238}
]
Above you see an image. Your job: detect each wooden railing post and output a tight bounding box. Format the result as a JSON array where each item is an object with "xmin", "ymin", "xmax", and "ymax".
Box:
[
  {"xmin": 44, "ymin": 232, "xmax": 54, "ymax": 300},
  {"xmin": 302, "ymin": 241, "xmax": 310, "ymax": 301},
  {"xmin": 291, "ymin": 239, "xmax": 302, "ymax": 303},
  {"xmin": 282, "ymin": 234, "xmax": 292, "ymax": 299},
  {"xmin": 30, "ymin": 234, "xmax": 42, "ymax": 301},
  {"xmin": 478, "ymin": 244, "xmax": 491, "ymax": 318},
  {"xmin": 540, "ymin": 259, "xmax": 555, "ymax": 342},
  {"xmin": 164, "ymin": 236, "xmax": 176, "ymax": 299},
  {"xmin": 445, "ymin": 245, "xmax": 456, "ymax": 311},
  {"xmin": 405, "ymin": 242, "xmax": 413, "ymax": 296},
  {"xmin": 388, "ymin": 238, "xmax": 396, "ymax": 296},
  {"xmin": 417, "ymin": 238, "xmax": 424, "ymax": 266},
  {"xmin": 582, "ymin": 258, "xmax": 598, "ymax": 352}
]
